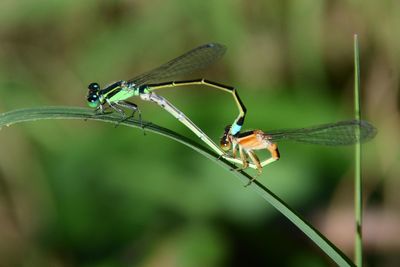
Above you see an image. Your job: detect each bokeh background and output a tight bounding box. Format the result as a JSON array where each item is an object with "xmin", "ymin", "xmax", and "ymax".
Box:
[{"xmin": 0, "ymin": 1, "xmax": 398, "ymax": 266}]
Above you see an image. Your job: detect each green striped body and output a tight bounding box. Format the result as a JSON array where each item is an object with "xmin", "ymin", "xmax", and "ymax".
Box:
[{"xmin": 87, "ymin": 80, "xmax": 151, "ymax": 109}]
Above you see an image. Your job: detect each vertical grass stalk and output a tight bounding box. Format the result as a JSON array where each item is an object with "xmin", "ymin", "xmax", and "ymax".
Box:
[{"xmin": 353, "ymin": 34, "xmax": 363, "ymax": 266}]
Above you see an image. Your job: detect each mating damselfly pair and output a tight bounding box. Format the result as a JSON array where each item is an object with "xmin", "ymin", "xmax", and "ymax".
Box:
[{"xmin": 86, "ymin": 43, "xmax": 376, "ymax": 178}]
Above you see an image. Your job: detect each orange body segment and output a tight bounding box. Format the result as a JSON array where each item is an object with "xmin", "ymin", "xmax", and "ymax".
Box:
[
  {"xmin": 227, "ymin": 129, "xmax": 280, "ymax": 176},
  {"xmin": 267, "ymin": 143, "xmax": 280, "ymax": 160},
  {"xmin": 237, "ymin": 130, "xmax": 269, "ymax": 150}
]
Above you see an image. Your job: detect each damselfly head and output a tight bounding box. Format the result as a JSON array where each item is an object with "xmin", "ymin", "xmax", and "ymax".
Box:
[
  {"xmin": 88, "ymin": 82, "xmax": 100, "ymax": 91},
  {"xmin": 87, "ymin": 82, "xmax": 101, "ymax": 108},
  {"xmin": 220, "ymin": 125, "xmax": 232, "ymax": 151}
]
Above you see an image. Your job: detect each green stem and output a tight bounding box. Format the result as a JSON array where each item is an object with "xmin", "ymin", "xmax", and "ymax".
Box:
[
  {"xmin": 354, "ymin": 34, "xmax": 363, "ymax": 266},
  {"xmin": 0, "ymin": 106, "xmax": 355, "ymax": 266}
]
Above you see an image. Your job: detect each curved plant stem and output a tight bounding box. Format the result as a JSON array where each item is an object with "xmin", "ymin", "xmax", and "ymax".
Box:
[{"xmin": 0, "ymin": 106, "xmax": 355, "ymax": 266}]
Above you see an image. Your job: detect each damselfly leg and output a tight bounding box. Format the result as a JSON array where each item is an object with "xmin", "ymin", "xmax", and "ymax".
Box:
[{"xmin": 113, "ymin": 101, "xmax": 143, "ymax": 129}]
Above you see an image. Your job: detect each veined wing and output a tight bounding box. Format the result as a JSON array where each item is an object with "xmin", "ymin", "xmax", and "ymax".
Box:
[
  {"xmin": 265, "ymin": 120, "xmax": 377, "ymax": 146},
  {"xmin": 128, "ymin": 43, "xmax": 226, "ymax": 86}
]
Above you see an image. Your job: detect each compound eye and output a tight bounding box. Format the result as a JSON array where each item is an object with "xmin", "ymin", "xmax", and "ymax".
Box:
[
  {"xmin": 88, "ymin": 82, "xmax": 100, "ymax": 91},
  {"xmin": 220, "ymin": 125, "xmax": 232, "ymax": 151},
  {"xmin": 220, "ymin": 138, "xmax": 231, "ymax": 151},
  {"xmin": 87, "ymin": 93, "xmax": 100, "ymax": 108}
]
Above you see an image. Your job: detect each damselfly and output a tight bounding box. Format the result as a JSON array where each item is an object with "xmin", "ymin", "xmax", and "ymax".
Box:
[
  {"xmin": 86, "ymin": 43, "xmax": 246, "ymax": 135},
  {"xmin": 220, "ymin": 120, "xmax": 377, "ymax": 179}
]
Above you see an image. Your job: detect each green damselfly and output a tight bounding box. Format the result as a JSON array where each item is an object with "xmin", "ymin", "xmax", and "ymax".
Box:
[{"xmin": 86, "ymin": 43, "xmax": 246, "ymax": 135}]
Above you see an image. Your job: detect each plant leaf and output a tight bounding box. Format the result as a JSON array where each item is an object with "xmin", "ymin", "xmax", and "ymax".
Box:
[{"xmin": 0, "ymin": 106, "xmax": 354, "ymax": 266}]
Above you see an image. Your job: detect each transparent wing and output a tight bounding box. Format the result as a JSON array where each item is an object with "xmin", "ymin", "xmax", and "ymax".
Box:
[
  {"xmin": 128, "ymin": 43, "xmax": 226, "ymax": 86},
  {"xmin": 265, "ymin": 120, "xmax": 377, "ymax": 146}
]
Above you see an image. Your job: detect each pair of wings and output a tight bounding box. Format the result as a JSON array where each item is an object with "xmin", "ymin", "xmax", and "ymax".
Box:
[
  {"xmin": 238, "ymin": 120, "xmax": 376, "ymax": 146},
  {"xmin": 128, "ymin": 43, "xmax": 226, "ymax": 87}
]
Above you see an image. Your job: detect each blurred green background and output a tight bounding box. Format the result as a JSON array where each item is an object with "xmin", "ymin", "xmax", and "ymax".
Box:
[{"xmin": 0, "ymin": 0, "xmax": 398, "ymax": 266}]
